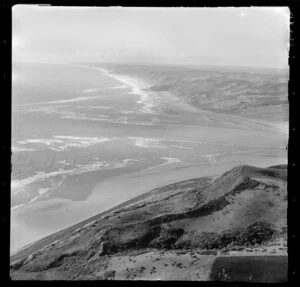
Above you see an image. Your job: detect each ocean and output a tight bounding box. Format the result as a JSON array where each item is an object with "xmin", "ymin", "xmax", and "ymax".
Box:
[{"xmin": 11, "ymin": 62, "xmax": 287, "ymax": 254}]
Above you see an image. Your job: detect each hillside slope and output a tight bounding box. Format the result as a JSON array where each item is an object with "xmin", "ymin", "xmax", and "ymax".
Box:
[
  {"xmin": 10, "ymin": 164, "xmax": 287, "ymax": 281},
  {"xmin": 99, "ymin": 64, "xmax": 288, "ymax": 123}
]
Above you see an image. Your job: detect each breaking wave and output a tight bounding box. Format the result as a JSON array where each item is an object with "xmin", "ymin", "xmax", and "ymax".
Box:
[
  {"xmin": 129, "ymin": 137, "xmax": 167, "ymax": 149},
  {"xmin": 11, "ymin": 158, "xmax": 139, "ymax": 195},
  {"xmin": 16, "ymin": 136, "xmax": 117, "ymax": 152}
]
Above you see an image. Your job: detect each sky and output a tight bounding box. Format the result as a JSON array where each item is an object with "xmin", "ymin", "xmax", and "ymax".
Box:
[{"xmin": 12, "ymin": 6, "xmax": 290, "ymax": 68}]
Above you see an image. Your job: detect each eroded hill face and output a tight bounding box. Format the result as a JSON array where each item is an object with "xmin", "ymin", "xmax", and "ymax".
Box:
[{"xmin": 10, "ymin": 164, "xmax": 287, "ymax": 280}]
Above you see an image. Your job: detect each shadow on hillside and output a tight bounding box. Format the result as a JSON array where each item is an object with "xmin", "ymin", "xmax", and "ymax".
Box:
[{"xmin": 210, "ymin": 255, "xmax": 287, "ymax": 282}]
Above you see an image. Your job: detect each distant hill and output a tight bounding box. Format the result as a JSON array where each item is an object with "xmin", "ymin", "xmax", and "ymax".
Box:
[
  {"xmin": 96, "ymin": 64, "xmax": 288, "ymax": 123},
  {"xmin": 10, "ymin": 164, "xmax": 287, "ymax": 281}
]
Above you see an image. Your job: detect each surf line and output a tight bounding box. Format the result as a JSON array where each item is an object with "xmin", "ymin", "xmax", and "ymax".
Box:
[{"xmin": 85, "ymin": 65, "xmax": 156, "ymax": 114}]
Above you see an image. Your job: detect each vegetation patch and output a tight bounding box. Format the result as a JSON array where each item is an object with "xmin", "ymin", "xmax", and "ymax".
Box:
[
  {"xmin": 81, "ymin": 221, "xmax": 275, "ymax": 257},
  {"xmin": 175, "ymin": 221, "xmax": 275, "ymax": 250},
  {"xmin": 149, "ymin": 228, "xmax": 185, "ymax": 249},
  {"xmin": 21, "ymin": 249, "xmax": 87, "ymax": 272}
]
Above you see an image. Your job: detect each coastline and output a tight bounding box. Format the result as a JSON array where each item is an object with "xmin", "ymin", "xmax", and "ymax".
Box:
[
  {"xmin": 10, "ymin": 162, "xmax": 287, "ymax": 282},
  {"xmin": 93, "ymin": 66, "xmax": 201, "ymax": 115},
  {"xmin": 11, "ymin": 63, "xmax": 288, "ymax": 256},
  {"xmin": 93, "ymin": 66, "xmax": 156, "ymax": 114},
  {"xmin": 10, "ymin": 152, "xmax": 286, "ymax": 255}
]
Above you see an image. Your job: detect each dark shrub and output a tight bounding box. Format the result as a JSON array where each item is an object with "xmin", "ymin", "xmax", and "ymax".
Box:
[
  {"xmin": 243, "ymin": 222, "xmax": 275, "ymax": 245},
  {"xmin": 103, "ymin": 270, "xmax": 116, "ymax": 279},
  {"xmin": 149, "ymin": 228, "xmax": 184, "ymax": 248},
  {"xmin": 281, "ymin": 226, "xmax": 287, "ymax": 234},
  {"xmin": 200, "ymin": 250, "xmax": 218, "ymax": 255},
  {"xmin": 175, "ymin": 221, "xmax": 275, "ymax": 251}
]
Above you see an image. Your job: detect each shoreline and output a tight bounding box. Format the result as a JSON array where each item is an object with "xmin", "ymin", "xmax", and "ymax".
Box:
[
  {"xmin": 11, "ymin": 63, "xmax": 288, "ymax": 255},
  {"xmin": 93, "ymin": 66, "xmax": 201, "ymax": 115},
  {"xmin": 10, "ymin": 154, "xmax": 286, "ymax": 255},
  {"xmin": 92, "ymin": 66, "xmax": 156, "ymax": 114},
  {"xmin": 10, "ymin": 162, "xmax": 287, "ymax": 282}
]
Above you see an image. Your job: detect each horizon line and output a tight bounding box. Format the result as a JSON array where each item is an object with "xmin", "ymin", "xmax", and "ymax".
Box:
[{"xmin": 12, "ymin": 59, "xmax": 289, "ymax": 73}]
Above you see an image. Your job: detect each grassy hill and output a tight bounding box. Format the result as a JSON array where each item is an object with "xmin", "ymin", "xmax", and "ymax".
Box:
[{"xmin": 10, "ymin": 164, "xmax": 287, "ymax": 281}]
